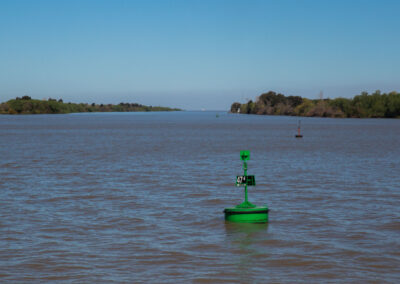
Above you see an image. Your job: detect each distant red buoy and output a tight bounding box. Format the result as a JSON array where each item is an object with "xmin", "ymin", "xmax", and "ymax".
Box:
[{"xmin": 295, "ymin": 120, "xmax": 303, "ymax": 138}]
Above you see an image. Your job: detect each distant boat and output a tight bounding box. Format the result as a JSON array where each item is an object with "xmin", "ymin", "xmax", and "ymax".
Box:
[{"xmin": 295, "ymin": 120, "xmax": 303, "ymax": 138}]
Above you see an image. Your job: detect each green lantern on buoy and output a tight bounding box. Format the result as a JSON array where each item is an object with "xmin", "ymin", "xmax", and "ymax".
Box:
[{"xmin": 224, "ymin": 150, "xmax": 269, "ymax": 223}]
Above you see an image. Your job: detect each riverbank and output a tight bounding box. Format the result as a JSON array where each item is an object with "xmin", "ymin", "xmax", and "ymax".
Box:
[
  {"xmin": 0, "ymin": 97, "xmax": 181, "ymax": 114},
  {"xmin": 231, "ymin": 90, "xmax": 400, "ymax": 118}
]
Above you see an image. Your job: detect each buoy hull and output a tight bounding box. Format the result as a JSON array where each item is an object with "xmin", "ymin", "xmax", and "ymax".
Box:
[
  {"xmin": 295, "ymin": 135, "xmax": 303, "ymax": 138},
  {"xmin": 224, "ymin": 207, "xmax": 269, "ymax": 223}
]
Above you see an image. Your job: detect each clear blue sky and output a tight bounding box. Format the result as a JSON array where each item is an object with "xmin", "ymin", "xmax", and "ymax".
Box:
[{"xmin": 0, "ymin": 0, "xmax": 399, "ymax": 110}]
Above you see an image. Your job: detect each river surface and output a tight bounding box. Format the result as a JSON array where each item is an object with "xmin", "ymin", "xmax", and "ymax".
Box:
[{"xmin": 0, "ymin": 111, "xmax": 399, "ymax": 283}]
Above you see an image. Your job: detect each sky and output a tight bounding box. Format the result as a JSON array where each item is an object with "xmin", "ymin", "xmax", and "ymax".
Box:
[{"xmin": 0, "ymin": 0, "xmax": 399, "ymax": 110}]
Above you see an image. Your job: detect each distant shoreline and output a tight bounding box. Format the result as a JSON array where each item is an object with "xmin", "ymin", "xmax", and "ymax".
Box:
[
  {"xmin": 230, "ymin": 90, "xmax": 400, "ymax": 118},
  {"xmin": 0, "ymin": 96, "xmax": 181, "ymax": 114}
]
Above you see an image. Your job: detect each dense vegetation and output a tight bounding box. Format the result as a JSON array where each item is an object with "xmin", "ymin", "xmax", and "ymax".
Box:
[
  {"xmin": 230, "ymin": 90, "xmax": 400, "ymax": 118},
  {"xmin": 0, "ymin": 96, "xmax": 181, "ymax": 114}
]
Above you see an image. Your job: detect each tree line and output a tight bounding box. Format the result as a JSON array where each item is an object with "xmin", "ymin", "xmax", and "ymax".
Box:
[
  {"xmin": 0, "ymin": 96, "xmax": 181, "ymax": 114},
  {"xmin": 230, "ymin": 90, "xmax": 400, "ymax": 118}
]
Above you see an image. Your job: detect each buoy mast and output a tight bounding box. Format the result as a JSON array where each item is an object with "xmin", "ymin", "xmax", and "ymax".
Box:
[
  {"xmin": 237, "ymin": 151, "xmax": 256, "ymax": 208},
  {"xmin": 298, "ymin": 120, "xmax": 301, "ymax": 135}
]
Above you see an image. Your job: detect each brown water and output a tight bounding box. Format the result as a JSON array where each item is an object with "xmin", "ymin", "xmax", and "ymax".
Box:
[{"xmin": 1, "ymin": 111, "xmax": 399, "ymax": 283}]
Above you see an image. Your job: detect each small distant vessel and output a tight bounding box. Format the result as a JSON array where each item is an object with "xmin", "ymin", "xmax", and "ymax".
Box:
[{"xmin": 295, "ymin": 120, "xmax": 303, "ymax": 138}]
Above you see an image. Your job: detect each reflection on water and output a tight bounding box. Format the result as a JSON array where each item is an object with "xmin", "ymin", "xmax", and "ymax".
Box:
[
  {"xmin": 224, "ymin": 222, "xmax": 270, "ymax": 283},
  {"xmin": 224, "ymin": 221, "xmax": 269, "ymax": 237},
  {"xmin": 224, "ymin": 221, "xmax": 270, "ymax": 255}
]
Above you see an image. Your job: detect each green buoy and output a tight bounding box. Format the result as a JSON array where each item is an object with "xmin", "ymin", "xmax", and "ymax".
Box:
[{"xmin": 224, "ymin": 150, "xmax": 269, "ymax": 223}]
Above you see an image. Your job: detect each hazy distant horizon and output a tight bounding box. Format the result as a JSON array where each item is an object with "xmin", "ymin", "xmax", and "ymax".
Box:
[{"xmin": 2, "ymin": 85, "xmax": 398, "ymax": 111}]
